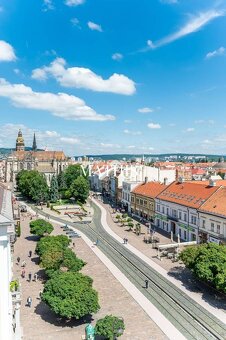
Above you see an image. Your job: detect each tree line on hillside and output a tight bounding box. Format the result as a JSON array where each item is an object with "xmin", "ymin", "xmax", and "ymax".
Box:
[
  {"xmin": 30, "ymin": 219, "xmax": 125, "ymax": 338},
  {"xmin": 16, "ymin": 164, "xmax": 90, "ymax": 204}
]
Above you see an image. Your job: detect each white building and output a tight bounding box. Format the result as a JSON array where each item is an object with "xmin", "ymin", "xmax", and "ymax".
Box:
[
  {"xmin": 155, "ymin": 180, "xmax": 220, "ymax": 242},
  {"xmin": 0, "ymin": 185, "xmax": 20, "ymax": 339}
]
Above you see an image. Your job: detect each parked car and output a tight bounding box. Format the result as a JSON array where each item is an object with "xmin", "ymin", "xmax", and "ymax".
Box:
[{"xmin": 69, "ymin": 234, "xmax": 81, "ymax": 238}]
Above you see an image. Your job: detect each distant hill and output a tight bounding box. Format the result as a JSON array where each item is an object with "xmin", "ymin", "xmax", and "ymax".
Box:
[{"xmin": 76, "ymin": 153, "xmax": 225, "ymax": 162}]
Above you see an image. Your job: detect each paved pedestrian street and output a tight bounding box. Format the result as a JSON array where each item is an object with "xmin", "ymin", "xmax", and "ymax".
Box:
[{"xmin": 13, "ymin": 211, "xmax": 167, "ymax": 340}]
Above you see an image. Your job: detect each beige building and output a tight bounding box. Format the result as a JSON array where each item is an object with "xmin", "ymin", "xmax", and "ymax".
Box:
[{"xmin": 5, "ymin": 130, "xmax": 68, "ymax": 185}]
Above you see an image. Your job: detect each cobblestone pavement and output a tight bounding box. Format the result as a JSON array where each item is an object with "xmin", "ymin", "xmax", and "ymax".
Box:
[{"xmin": 13, "ymin": 209, "xmax": 167, "ymax": 340}]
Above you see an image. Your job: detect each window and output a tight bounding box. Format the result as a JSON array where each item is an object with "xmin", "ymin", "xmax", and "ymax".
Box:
[
  {"xmin": 162, "ymin": 206, "xmax": 165, "ymax": 214},
  {"xmin": 179, "ymin": 211, "xmax": 182, "ymax": 220},
  {"xmin": 167, "ymin": 208, "xmax": 169, "ymax": 215},
  {"xmin": 184, "ymin": 213, "xmax": 187, "ymax": 222},
  {"xmin": 131, "ymin": 196, "xmax": 134, "ymax": 203},
  {"xmin": 157, "ymin": 204, "xmax": 160, "ymax": 212},
  {"xmin": 157, "ymin": 219, "xmax": 160, "ymax": 227},
  {"xmin": 184, "ymin": 230, "xmax": 187, "ymax": 240},
  {"xmin": 140, "ymin": 199, "xmax": 143, "ymax": 206},
  {"xmin": 191, "ymin": 216, "xmax": 197, "ymax": 225},
  {"xmin": 136, "ymin": 198, "xmax": 139, "ymax": 204},
  {"xmin": 179, "ymin": 229, "xmax": 181, "ymax": 237},
  {"xmin": 217, "ymin": 225, "xmax": 220, "ymax": 234},
  {"xmin": 144, "ymin": 200, "xmax": 147, "ymax": 206},
  {"xmin": 211, "ymin": 223, "xmax": 214, "ymax": 232},
  {"xmin": 172, "ymin": 209, "xmax": 177, "ymax": 218},
  {"xmin": 202, "ymin": 220, "xmax": 206, "ymax": 229}
]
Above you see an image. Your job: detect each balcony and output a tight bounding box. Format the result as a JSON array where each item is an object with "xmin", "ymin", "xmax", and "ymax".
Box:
[{"xmin": 167, "ymin": 214, "xmax": 178, "ymax": 222}]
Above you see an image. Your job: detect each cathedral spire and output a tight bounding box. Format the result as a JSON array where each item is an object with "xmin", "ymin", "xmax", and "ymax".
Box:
[
  {"xmin": 16, "ymin": 129, "xmax": 25, "ymax": 151},
  {"xmin": 32, "ymin": 133, "xmax": 37, "ymax": 151}
]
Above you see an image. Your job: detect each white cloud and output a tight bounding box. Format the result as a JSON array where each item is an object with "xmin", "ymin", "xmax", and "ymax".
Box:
[
  {"xmin": 202, "ymin": 139, "xmax": 213, "ymax": 144},
  {"xmin": 65, "ymin": 0, "xmax": 85, "ymax": 6},
  {"xmin": 88, "ymin": 21, "xmax": 103, "ymax": 32},
  {"xmin": 0, "ymin": 78, "xmax": 114, "ymax": 121},
  {"xmin": 123, "ymin": 129, "xmax": 141, "ymax": 135},
  {"xmin": 160, "ymin": 0, "xmax": 178, "ymax": 4},
  {"xmin": 43, "ymin": 0, "xmax": 55, "ymax": 11},
  {"xmin": 100, "ymin": 143, "xmax": 121, "ymax": 149},
  {"xmin": 127, "ymin": 145, "xmax": 136, "ymax": 149},
  {"xmin": 138, "ymin": 107, "xmax": 154, "ymax": 113},
  {"xmin": 194, "ymin": 119, "xmax": 214, "ymax": 125},
  {"xmin": 144, "ymin": 9, "xmax": 224, "ymax": 50},
  {"xmin": 31, "ymin": 57, "xmax": 136, "ymax": 95},
  {"xmin": 206, "ymin": 46, "xmax": 225, "ymax": 59},
  {"xmin": 60, "ymin": 137, "xmax": 80, "ymax": 144},
  {"xmin": 71, "ymin": 18, "xmax": 80, "ymax": 27},
  {"xmin": 112, "ymin": 53, "xmax": 123, "ymax": 61},
  {"xmin": 45, "ymin": 130, "xmax": 60, "ymax": 137},
  {"xmin": 185, "ymin": 127, "xmax": 195, "ymax": 132},
  {"xmin": 0, "ymin": 41, "xmax": 16, "ymax": 62},
  {"xmin": 147, "ymin": 123, "xmax": 161, "ymax": 129}
]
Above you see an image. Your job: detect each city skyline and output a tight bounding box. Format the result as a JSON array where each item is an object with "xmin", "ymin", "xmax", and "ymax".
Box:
[{"xmin": 0, "ymin": 0, "xmax": 226, "ymax": 155}]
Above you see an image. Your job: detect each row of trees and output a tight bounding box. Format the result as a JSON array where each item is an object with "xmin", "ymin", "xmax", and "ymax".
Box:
[
  {"xmin": 115, "ymin": 214, "xmax": 141, "ymax": 235},
  {"xmin": 31, "ymin": 219, "xmax": 125, "ymax": 338},
  {"xmin": 16, "ymin": 164, "xmax": 90, "ymax": 204},
  {"xmin": 179, "ymin": 243, "xmax": 226, "ymax": 293}
]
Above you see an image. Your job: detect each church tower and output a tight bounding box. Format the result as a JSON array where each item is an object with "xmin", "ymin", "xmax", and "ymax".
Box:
[
  {"xmin": 32, "ymin": 133, "xmax": 37, "ymax": 151},
  {"xmin": 16, "ymin": 129, "xmax": 25, "ymax": 151}
]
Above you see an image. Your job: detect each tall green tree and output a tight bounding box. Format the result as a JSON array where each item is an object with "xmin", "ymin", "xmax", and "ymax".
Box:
[
  {"xmin": 49, "ymin": 175, "xmax": 59, "ymax": 202},
  {"xmin": 69, "ymin": 176, "xmax": 90, "ymax": 203},
  {"xmin": 36, "ymin": 235, "xmax": 70, "ymax": 256},
  {"xmin": 16, "ymin": 170, "xmax": 49, "ymax": 202},
  {"xmin": 41, "ymin": 272, "xmax": 100, "ymax": 319},
  {"xmin": 64, "ymin": 165, "xmax": 83, "ymax": 188}
]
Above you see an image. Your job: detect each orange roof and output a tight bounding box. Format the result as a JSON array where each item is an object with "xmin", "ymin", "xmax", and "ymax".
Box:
[
  {"xmin": 12, "ymin": 150, "xmax": 66, "ymax": 161},
  {"xmin": 199, "ymin": 187, "xmax": 226, "ymax": 217},
  {"xmin": 132, "ymin": 181, "xmax": 167, "ymax": 198},
  {"xmin": 187, "ymin": 180, "xmax": 226, "ymax": 186},
  {"xmin": 157, "ymin": 181, "xmax": 220, "ymax": 208}
]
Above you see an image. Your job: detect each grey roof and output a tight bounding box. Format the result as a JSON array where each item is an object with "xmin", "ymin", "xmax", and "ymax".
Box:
[{"xmin": 0, "ymin": 185, "xmax": 14, "ymax": 224}]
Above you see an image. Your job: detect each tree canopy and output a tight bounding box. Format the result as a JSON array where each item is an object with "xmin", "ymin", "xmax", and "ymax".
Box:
[
  {"xmin": 36, "ymin": 235, "xmax": 70, "ymax": 256},
  {"xmin": 95, "ymin": 315, "xmax": 125, "ymax": 339},
  {"xmin": 16, "ymin": 170, "xmax": 49, "ymax": 202},
  {"xmin": 30, "ymin": 219, "xmax": 53, "ymax": 237},
  {"xmin": 64, "ymin": 164, "xmax": 84, "ymax": 188},
  {"xmin": 42, "ymin": 272, "xmax": 100, "ymax": 319},
  {"xmin": 179, "ymin": 243, "xmax": 226, "ymax": 293},
  {"xmin": 69, "ymin": 176, "xmax": 90, "ymax": 203},
  {"xmin": 49, "ymin": 175, "xmax": 59, "ymax": 202}
]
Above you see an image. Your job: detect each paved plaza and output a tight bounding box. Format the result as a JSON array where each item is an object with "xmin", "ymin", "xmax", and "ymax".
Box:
[{"xmin": 13, "ymin": 207, "xmax": 167, "ymax": 339}]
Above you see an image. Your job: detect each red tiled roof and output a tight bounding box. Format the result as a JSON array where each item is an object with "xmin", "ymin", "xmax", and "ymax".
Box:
[
  {"xmin": 157, "ymin": 181, "xmax": 220, "ymax": 208},
  {"xmin": 199, "ymin": 187, "xmax": 226, "ymax": 217},
  {"xmin": 12, "ymin": 151, "xmax": 66, "ymax": 161},
  {"xmin": 132, "ymin": 181, "xmax": 167, "ymax": 198}
]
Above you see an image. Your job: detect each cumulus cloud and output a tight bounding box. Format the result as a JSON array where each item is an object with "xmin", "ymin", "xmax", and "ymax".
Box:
[
  {"xmin": 123, "ymin": 129, "xmax": 141, "ymax": 135},
  {"xmin": 88, "ymin": 21, "xmax": 103, "ymax": 32},
  {"xmin": 0, "ymin": 41, "xmax": 16, "ymax": 62},
  {"xmin": 60, "ymin": 137, "xmax": 80, "ymax": 144},
  {"xmin": 71, "ymin": 18, "xmax": 80, "ymax": 27},
  {"xmin": 43, "ymin": 0, "xmax": 55, "ymax": 11},
  {"xmin": 138, "ymin": 107, "xmax": 154, "ymax": 113},
  {"xmin": 147, "ymin": 123, "xmax": 161, "ymax": 129},
  {"xmin": 32, "ymin": 57, "xmax": 136, "ymax": 95},
  {"xmin": 112, "ymin": 53, "xmax": 123, "ymax": 61},
  {"xmin": 65, "ymin": 0, "xmax": 85, "ymax": 6},
  {"xmin": 100, "ymin": 143, "xmax": 121, "ymax": 149},
  {"xmin": 0, "ymin": 78, "xmax": 114, "ymax": 121},
  {"xmin": 143, "ymin": 9, "xmax": 224, "ymax": 50},
  {"xmin": 206, "ymin": 46, "xmax": 225, "ymax": 59}
]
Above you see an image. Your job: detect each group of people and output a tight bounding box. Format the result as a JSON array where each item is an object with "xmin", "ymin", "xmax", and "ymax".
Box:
[{"xmin": 123, "ymin": 238, "xmax": 129, "ymax": 244}]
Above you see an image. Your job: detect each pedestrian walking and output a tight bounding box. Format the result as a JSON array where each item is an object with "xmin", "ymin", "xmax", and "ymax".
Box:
[
  {"xmin": 125, "ymin": 238, "xmax": 128, "ymax": 244},
  {"xmin": 123, "ymin": 238, "xmax": 126, "ymax": 244},
  {"xmin": 17, "ymin": 256, "xmax": 20, "ymax": 265},
  {"xmin": 29, "ymin": 250, "xmax": 32, "ymax": 258},
  {"xmin": 96, "ymin": 238, "xmax": 99, "ymax": 246},
  {"xmin": 21, "ymin": 269, "xmax": 25, "ymax": 278},
  {"xmin": 34, "ymin": 273, "xmax": 38, "ymax": 282},
  {"xmin": 39, "ymin": 290, "xmax": 42, "ymax": 300},
  {"xmin": 28, "ymin": 272, "xmax": 32, "ymax": 282},
  {"xmin": 22, "ymin": 260, "xmax": 26, "ymax": 267},
  {"xmin": 27, "ymin": 296, "xmax": 32, "ymax": 308},
  {"xmin": 73, "ymin": 242, "xmax": 75, "ymax": 247},
  {"xmin": 145, "ymin": 279, "xmax": 149, "ymax": 289}
]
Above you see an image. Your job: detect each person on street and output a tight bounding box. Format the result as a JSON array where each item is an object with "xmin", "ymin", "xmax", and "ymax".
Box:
[
  {"xmin": 34, "ymin": 273, "xmax": 38, "ymax": 282},
  {"xmin": 29, "ymin": 250, "xmax": 32, "ymax": 258},
  {"xmin": 39, "ymin": 290, "xmax": 42, "ymax": 300},
  {"xmin": 96, "ymin": 238, "xmax": 99, "ymax": 246},
  {"xmin": 17, "ymin": 256, "xmax": 20, "ymax": 265},
  {"xmin": 28, "ymin": 272, "xmax": 32, "ymax": 282},
  {"xmin": 21, "ymin": 269, "xmax": 25, "ymax": 278},
  {"xmin": 27, "ymin": 296, "xmax": 32, "ymax": 308},
  {"xmin": 22, "ymin": 260, "xmax": 26, "ymax": 267},
  {"xmin": 145, "ymin": 279, "xmax": 149, "ymax": 289}
]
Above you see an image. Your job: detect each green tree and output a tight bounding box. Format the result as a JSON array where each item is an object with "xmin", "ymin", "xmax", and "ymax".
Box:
[
  {"xmin": 57, "ymin": 171, "xmax": 67, "ymax": 194},
  {"xmin": 64, "ymin": 164, "xmax": 83, "ymax": 188},
  {"xmin": 95, "ymin": 315, "xmax": 125, "ymax": 340},
  {"xmin": 41, "ymin": 272, "xmax": 100, "ymax": 319},
  {"xmin": 36, "ymin": 235, "xmax": 70, "ymax": 256},
  {"xmin": 30, "ymin": 219, "xmax": 53, "ymax": 237},
  {"xmin": 49, "ymin": 175, "xmax": 59, "ymax": 203},
  {"xmin": 17, "ymin": 170, "xmax": 49, "ymax": 202},
  {"xmin": 61, "ymin": 248, "xmax": 86, "ymax": 272},
  {"xmin": 69, "ymin": 176, "xmax": 90, "ymax": 203}
]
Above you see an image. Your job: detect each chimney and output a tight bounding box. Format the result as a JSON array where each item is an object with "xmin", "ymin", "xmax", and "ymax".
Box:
[
  {"xmin": 178, "ymin": 176, "xmax": 184, "ymax": 184},
  {"xmin": 209, "ymin": 179, "xmax": 216, "ymax": 187},
  {"xmin": 164, "ymin": 177, "xmax": 168, "ymax": 185},
  {"xmin": 144, "ymin": 176, "xmax": 148, "ymax": 184}
]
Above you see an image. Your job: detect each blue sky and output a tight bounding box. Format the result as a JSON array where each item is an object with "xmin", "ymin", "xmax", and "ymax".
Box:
[{"xmin": 0, "ymin": 0, "xmax": 226, "ymax": 156}]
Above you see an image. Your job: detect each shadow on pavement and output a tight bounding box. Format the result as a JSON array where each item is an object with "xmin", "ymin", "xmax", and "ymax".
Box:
[
  {"xmin": 34, "ymin": 301, "xmax": 94, "ymax": 328},
  {"xmin": 168, "ymin": 266, "xmax": 226, "ymax": 311},
  {"xmin": 25, "ymin": 235, "xmax": 40, "ymax": 242}
]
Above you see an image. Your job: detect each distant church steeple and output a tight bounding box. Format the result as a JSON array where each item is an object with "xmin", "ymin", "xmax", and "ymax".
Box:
[
  {"xmin": 32, "ymin": 133, "xmax": 37, "ymax": 151},
  {"xmin": 16, "ymin": 129, "xmax": 25, "ymax": 151}
]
